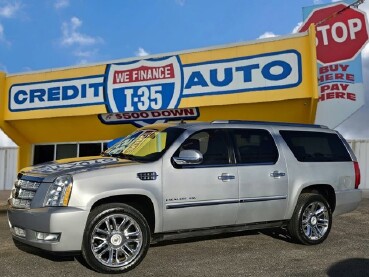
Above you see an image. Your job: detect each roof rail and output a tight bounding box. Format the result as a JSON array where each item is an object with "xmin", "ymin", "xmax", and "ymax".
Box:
[{"xmin": 210, "ymin": 120, "xmax": 328, "ymax": 129}]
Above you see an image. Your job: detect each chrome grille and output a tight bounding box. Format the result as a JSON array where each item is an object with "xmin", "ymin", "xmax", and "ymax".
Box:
[{"xmin": 11, "ymin": 179, "xmax": 41, "ymax": 209}]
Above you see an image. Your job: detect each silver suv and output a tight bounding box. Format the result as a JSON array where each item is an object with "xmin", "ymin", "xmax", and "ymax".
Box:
[{"xmin": 7, "ymin": 121, "xmax": 362, "ymax": 274}]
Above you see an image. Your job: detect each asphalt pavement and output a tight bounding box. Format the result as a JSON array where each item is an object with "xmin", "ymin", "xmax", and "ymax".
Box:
[{"xmin": 0, "ymin": 190, "xmax": 369, "ymax": 276}]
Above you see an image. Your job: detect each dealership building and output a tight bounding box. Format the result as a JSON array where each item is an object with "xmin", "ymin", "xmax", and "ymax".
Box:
[{"xmin": 0, "ymin": 26, "xmax": 318, "ymax": 182}]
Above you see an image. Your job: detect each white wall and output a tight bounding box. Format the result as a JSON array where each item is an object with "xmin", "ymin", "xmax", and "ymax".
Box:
[
  {"xmin": 0, "ymin": 147, "xmax": 18, "ymax": 190},
  {"xmin": 348, "ymin": 140, "xmax": 369, "ymax": 190},
  {"xmin": 0, "ymin": 129, "xmax": 17, "ymax": 147}
]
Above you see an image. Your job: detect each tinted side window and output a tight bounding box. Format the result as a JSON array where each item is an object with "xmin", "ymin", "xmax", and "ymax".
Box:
[
  {"xmin": 280, "ymin": 131, "xmax": 351, "ymax": 162},
  {"xmin": 176, "ymin": 129, "xmax": 231, "ymax": 165},
  {"xmin": 231, "ymin": 129, "xmax": 278, "ymax": 164}
]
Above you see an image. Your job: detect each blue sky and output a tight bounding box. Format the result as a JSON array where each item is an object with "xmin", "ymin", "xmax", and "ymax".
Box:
[{"xmin": 0, "ymin": 0, "xmax": 341, "ymax": 73}]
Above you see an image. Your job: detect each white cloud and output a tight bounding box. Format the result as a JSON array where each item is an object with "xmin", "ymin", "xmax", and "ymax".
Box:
[
  {"xmin": 54, "ymin": 0, "xmax": 69, "ymax": 9},
  {"xmin": 74, "ymin": 49, "xmax": 98, "ymax": 58},
  {"xmin": 313, "ymin": 0, "xmax": 323, "ymax": 4},
  {"xmin": 61, "ymin": 16, "xmax": 103, "ymax": 46},
  {"xmin": 21, "ymin": 66, "xmax": 32, "ymax": 72},
  {"xmin": 0, "ymin": 23, "xmax": 10, "ymax": 46},
  {"xmin": 135, "ymin": 47, "xmax": 149, "ymax": 57},
  {"xmin": 0, "ymin": 2, "xmax": 22, "ymax": 47},
  {"xmin": 77, "ymin": 59, "xmax": 88, "ymax": 65},
  {"xmin": 258, "ymin": 32, "xmax": 278, "ymax": 39},
  {"xmin": 59, "ymin": 17, "xmax": 103, "ymax": 65},
  {"xmin": 0, "ymin": 62, "xmax": 7, "ymax": 72},
  {"xmin": 0, "ymin": 23, "xmax": 4, "ymax": 40},
  {"xmin": 292, "ymin": 22, "xmax": 303, "ymax": 34},
  {"xmin": 0, "ymin": 1, "xmax": 21, "ymax": 18}
]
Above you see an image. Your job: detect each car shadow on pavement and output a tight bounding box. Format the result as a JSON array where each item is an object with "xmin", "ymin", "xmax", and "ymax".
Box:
[
  {"xmin": 151, "ymin": 229, "xmax": 261, "ymax": 247},
  {"xmin": 12, "ymin": 238, "xmax": 78, "ymax": 262},
  {"xmin": 327, "ymin": 258, "xmax": 369, "ymax": 277},
  {"xmin": 12, "ymin": 238, "xmax": 99, "ymax": 272},
  {"xmin": 260, "ymin": 227, "xmax": 295, "ymax": 244}
]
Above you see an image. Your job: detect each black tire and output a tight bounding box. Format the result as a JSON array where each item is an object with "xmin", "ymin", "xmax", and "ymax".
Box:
[
  {"xmin": 82, "ymin": 203, "xmax": 151, "ymax": 274},
  {"xmin": 287, "ymin": 193, "xmax": 332, "ymax": 245}
]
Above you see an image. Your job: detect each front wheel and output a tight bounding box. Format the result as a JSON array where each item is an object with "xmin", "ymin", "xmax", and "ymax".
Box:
[
  {"xmin": 287, "ymin": 193, "xmax": 332, "ymax": 245},
  {"xmin": 82, "ymin": 203, "xmax": 151, "ymax": 274}
]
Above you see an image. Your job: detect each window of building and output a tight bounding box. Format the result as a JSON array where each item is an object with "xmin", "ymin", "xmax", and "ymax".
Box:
[
  {"xmin": 80, "ymin": 143, "xmax": 103, "ymax": 157},
  {"xmin": 56, "ymin": 144, "xmax": 77, "ymax": 160},
  {"xmin": 33, "ymin": 145, "xmax": 55, "ymax": 165},
  {"xmin": 32, "ymin": 141, "xmax": 107, "ymax": 165}
]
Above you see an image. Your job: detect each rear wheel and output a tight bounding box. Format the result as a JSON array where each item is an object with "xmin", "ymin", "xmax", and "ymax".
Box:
[
  {"xmin": 82, "ymin": 203, "xmax": 151, "ymax": 274},
  {"xmin": 288, "ymin": 193, "xmax": 332, "ymax": 245}
]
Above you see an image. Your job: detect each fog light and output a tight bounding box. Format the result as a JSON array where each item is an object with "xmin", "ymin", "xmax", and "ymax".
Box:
[
  {"xmin": 36, "ymin": 232, "xmax": 60, "ymax": 242},
  {"xmin": 14, "ymin": 226, "xmax": 26, "ymax": 238}
]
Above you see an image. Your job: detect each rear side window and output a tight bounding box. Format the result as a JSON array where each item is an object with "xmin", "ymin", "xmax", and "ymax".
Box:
[
  {"xmin": 231, "ymin": 129, "xmax": 278, "ymax": 164},
  {"xmin": 280, "ymin": 131, "xmax": 351, "ymax": 162}
]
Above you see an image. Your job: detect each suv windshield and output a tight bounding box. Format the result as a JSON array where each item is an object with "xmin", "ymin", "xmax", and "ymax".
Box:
[{"xmin": 103, "ymin": 127, "xmax": 184, "ymax": 162}]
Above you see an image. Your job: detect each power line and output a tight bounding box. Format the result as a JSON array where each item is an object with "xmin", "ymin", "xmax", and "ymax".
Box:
[{"xmin": 316, "ymin": 0, "xmax": 366, "ymax": 26}]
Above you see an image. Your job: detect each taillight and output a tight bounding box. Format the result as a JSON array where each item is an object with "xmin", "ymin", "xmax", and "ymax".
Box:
[{"xmin": 354, "ymin": 161, "xmax": 361, "ymax": 189}]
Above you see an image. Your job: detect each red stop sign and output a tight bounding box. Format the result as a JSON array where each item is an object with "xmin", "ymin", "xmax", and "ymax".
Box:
[{"xmin": 300, "ymin": 3, "xmax": 369, "ymax": 64}]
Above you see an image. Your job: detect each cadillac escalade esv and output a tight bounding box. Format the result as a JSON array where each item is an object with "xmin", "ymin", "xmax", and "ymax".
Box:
[{"xmin": 7, "ymin": 121, "xmax": 362, "ymax": 273}]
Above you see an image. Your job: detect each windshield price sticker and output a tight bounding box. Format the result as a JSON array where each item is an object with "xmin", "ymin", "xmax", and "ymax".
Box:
[{"xmin": 123, "ymin": 130, "xmax": 157, "ymax": 155}]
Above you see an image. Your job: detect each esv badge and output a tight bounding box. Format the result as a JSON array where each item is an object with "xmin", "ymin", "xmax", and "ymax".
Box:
[{"xmin": 105, "ymin": 56, "xmax": 183, "ymax": 126}]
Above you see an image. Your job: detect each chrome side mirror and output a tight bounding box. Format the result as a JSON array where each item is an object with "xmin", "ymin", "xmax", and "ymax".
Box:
[{"xmin": 173, "ymin": 150, "xmax": 203, "ymax": 165}]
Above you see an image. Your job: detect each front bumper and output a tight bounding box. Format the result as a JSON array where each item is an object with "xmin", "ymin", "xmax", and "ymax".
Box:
[
  {"xmin": 334, "ymin": 189, "xmax": 362, "ymax": 216},
  {"xmin": 7, "ymin": 206, "xmax": 89, "ymax": 252}
]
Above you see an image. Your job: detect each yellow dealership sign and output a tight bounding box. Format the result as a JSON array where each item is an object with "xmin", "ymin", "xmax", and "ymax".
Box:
[{"xmin": 0, "ymin": 27, "xmax": 318, "ymax": 168}]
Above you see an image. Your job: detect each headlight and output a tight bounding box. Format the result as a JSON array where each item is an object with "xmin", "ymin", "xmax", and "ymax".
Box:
[{"xmin": 44, "ymin": 175, "xmax": 73, "ymax": 207}]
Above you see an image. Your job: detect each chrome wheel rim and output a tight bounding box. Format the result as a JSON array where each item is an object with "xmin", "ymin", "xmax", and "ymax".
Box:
[
  {"xmin": 302, "ymin": 201, "xmax": 329, "ymax": 241},
  {"xmin": 91, "ymin": 214, "xmax": 143, "ymax": 268}
]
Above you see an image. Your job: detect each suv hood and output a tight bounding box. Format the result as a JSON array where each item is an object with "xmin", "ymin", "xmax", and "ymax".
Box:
[{"xmin": 19, "ymin": 156, "xmax": 136, "ymax": 181}]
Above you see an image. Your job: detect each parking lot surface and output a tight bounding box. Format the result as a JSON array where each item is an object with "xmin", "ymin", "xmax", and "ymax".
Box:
[{"xmin": 1, "ymin": 198, "xmax": 369, "ymax": 277}]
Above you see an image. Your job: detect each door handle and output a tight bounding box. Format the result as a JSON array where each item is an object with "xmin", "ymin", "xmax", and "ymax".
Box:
[
  {"xmin": 270, "ymin": 171, "xmax": 286, "ymax": 178},
  {"xmin": 218, "ymin": 173, "xmax": 236, "ymax": 182}
]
